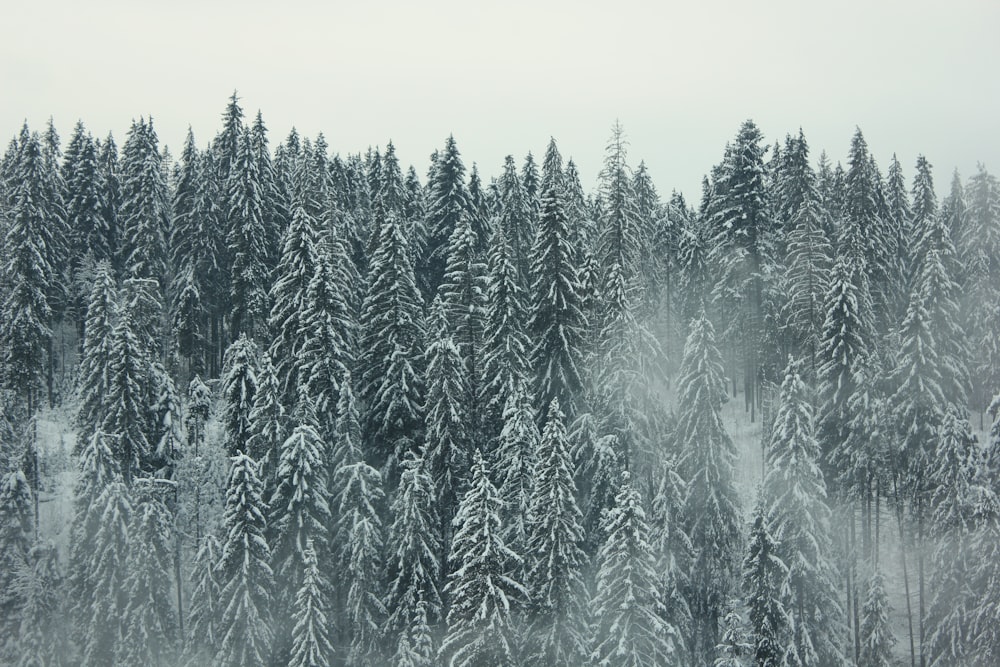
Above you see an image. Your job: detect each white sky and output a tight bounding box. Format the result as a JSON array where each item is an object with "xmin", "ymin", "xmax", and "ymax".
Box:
[{"xmin": 2, "ymin": 0, "xmax": 998, "ymax": 200}]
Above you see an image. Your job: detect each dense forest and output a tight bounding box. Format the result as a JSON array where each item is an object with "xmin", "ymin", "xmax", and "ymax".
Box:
[{"xmin": 0, "ymin": 92, "xmax": 998, "ymax": 667}]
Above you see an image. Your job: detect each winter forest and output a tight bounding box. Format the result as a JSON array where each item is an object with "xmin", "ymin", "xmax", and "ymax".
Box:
[{"xmin": 0, "ymin": 92, "xmax": 998, "ymax": 667}]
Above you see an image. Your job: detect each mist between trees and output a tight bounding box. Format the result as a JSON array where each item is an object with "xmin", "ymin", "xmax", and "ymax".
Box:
[{"xmin": 0, "ymin": 92, "xmax": 999, "ymax": 667}]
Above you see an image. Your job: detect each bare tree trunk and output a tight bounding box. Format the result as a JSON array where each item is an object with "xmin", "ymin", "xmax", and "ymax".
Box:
[
  {"xmin": 896, "ymin": 478, "xmax": 916, "ymax": 667},
  {"xmin": 851, "ymin": 512, "xmax": 861, "ymax": 662}
]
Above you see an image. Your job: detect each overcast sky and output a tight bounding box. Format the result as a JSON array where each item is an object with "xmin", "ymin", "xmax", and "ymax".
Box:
[{"xmin": 2, "ymin": 0, "xmax": 998, "ymax": 200}]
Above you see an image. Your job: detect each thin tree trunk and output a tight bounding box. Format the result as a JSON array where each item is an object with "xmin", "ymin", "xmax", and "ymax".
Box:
[
  {"xmin": 851, "ymin": 511, "xmax": 861, "ymax": 662},
  {"xmin": 918, "ymin": 503, "xmax": 926, "ymax": 667},
  {"xmin": 896, "ymin": 478, "xmax": 916, "ymax": 667}
]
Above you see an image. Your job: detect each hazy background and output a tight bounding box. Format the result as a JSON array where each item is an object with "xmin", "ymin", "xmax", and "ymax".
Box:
[{"xmin": 2, "ymin": 0, "xmax": 997, "ymax": 199}]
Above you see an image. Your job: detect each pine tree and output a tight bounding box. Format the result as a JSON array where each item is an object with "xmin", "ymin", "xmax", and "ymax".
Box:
[
  {"xmin": 119, "ymin": 118, "xmax": 169, "ymax": 283},
  {"xmin": 860, "ymin": 571, "xmax": 895, "ymax": 667},
  {"xmin": 118, "ymin": 484, "xmax": 177, "ymax": 666},
  {"xmin": 482, "ymin": 224, "xmax": 530, "ymax": 437},
  {"xmin": 497, "ymin": 155, "xmax": 533, "ymax": 288},
  {"xmin": 422, "ymin": 135, "xmax": 470, "ymax": 296},
  {"xmin": 0, "ymin": 469, "xmax": 33, "ymax": 647},
  {"xmin": 649, "ymin": 454, "xmax": 694, "ymax": 656},
  {"xmin": 598, "ymin": 122, "xmax": 642, "ymax": 326},
  {"xmin": 676, "ymin": 313, "xmax": 743, "ymax": 660},
  {"xmin": 221, "ymin": 334, "xmax": 259, "ymax": 457},
  {"xmin": 289, "ymin": 540, "xmax": 336, "ymax": 667},
  {"xmin": 267, "ymin": 203, "xmax": 319, "ymax": 408},
  {"xmin": 764, "ymin": 358, "xmax": 846, "ymax": 667},
  {"xmin": 592, "ymin": 472, "xmax": 679, "ymax": 666},
  {"xmin": 11, "ymin": 541, "xmax": 63, "ymax": 666},
  {"xmin": 216, "ymin": 453, "xmax": 274, "ymax": 667},
  {"xmin": 359, "ymin": 201, "xmax": 425, "ymax": 471},
  {"xmin": 523, "ymin": 399, "xmax": 587, "ymax": 666},
  {"xmin": 884, "ymin": 154, "xmax": 912, "ymax": 317},
  {"xmin": 440, "ymin": 450, "xmax": 526, "ymax": 667},
  {"xmin": 246, "ymin": 354, "xmax": 285, "ymax": 495},
  {"xmin": 529, "ymin": 179, "xmax": 585, "ymax": 422},
  {"xmin": 713, "ymin": 606, "xmax": 751, "ymax": 667},
  {"xmin": 384, "ymin": 450, "xmax": 443, "ymax": 648},
  {"xmin": 228, "ymin": 128, "xmax": 270, "ymax": 340},
  {"xmin": 494, "ymin": 380, "xmax": 540, "ymax": 554},
  {"xmin": 97, "ymin": 132, "xmax": 123, "ymax": 272},
  {"xmin": 81, "ymin": 479, "xmax": 131, "ymax": 666},
  {"xmin": 184, "ymin": 533, "xmax": 222, "ymax": 666},
  {"xmin": 103, "ymin": 309, "xmax": 152, "ymax": 485},
  {"xmin": 742, "ymin": 501, "xmax": 790, "ymax": 667}
]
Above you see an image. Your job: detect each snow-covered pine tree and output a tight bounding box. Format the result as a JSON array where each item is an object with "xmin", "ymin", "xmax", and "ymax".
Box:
[
  {"xmin": 0, "ymin": 469, "xmax": 33, "ymax": 650},
  {"xmin": 289, "ymin": 539, "xmax": 335, "ymax": 667},
  {"xmin": 440, "ymin": 449, "xmax": 526, "ymax": 667},
  {"xmin": 118, "ymin": 482, "xmax": 177, "ymax": 665},
  {"xmin": 764, "ymin": 358, "xmax": 846, "ymax": 667},
  {"xmin": 332, "ymin": 405, "xmax": 387, "ymax": 666},
  {"xmin": 80, "ymin": 478, "xmax": 131, "ymax": 666},
  {"xmin": 676, "ymin": 312, "xmax": 743, "ymax": 660},
  {"xmin": 591, "ymin": 472, "xmax": 679, "ymax": 667},
  {"xmin": 523, "ymin": 399, "xmax": 587, "ymax": 666},
  {"xmin": 76, "ymin": 261, "xmax": 117, "ymax": 437},
  {"xmin": 713, "ymin": 606, "xmax": 751, "ymax": 667},
  {"xmin": 742, "ymin": 499, "xmax": 790, "ymax": 667},
  {"xmin": 385, "ymin": 449, "xmax": 443, "ymax": 650},
  {"xmin": 359, "ymin": 197, "xmax": 425, "ymax": 473},
  {"xmin": 11, "ymin": 541, "xmax": 63, "ymax": 666},
  {"xmin": 249, "ymin": 110, "xmax": 287, "ymax": 273},
  {"xmin": 393, "ymin": 597, "xmax": 435, "ymax": 667},
  {"xmin": 267, "ymin": 203, "xmax": 319, "ymax": 408},
  {"xmin": 102, "ymin": 308, "xmax": 152, "ymax": 485},
  {"xmin": 528, "ymin": 175, "xmax": 585, "ymax": 423},
  {"xmin": 246, "ymin": 354, "xmax": 285, "ymax": 496},
  {"xmin": 215, "ymin": 452, "xmax": 273, "ymax": 667},
  {"xmin": 494, "ymin": 379, "xmax": 539, "ymax": 556},
  {"xmin": 598, "ymin": 122, "xmax": 642, "ymax": 326},
  {"xmin": 119, "ymin": 117, "xmax": 169, "ymax": 283},
  {"xmin": 227, "ymin": 128, "xmax": 270, "ymax": 340},
  {"xmin": 859, "ymin": 571, "xmax": 895, "ymax": 667},
  {"xmin": 183, "ymin": 532, "xmax": 221, "ymax": 666},
  {"xmin": 421, "ymin": 135, "xmax": 471, "ymax": 297},
  {"xmin": 521, "ymin": 152, "xmax": 541, "ymax": 228},
  {"xmin": 884, "ymin": 153, "xmax": 912, "ymax": 317},
  {"xmin": 482, "ymin": 223, "xmax": 531, "ymax": 439},
  {"xmin": 649, "ymin": 454, "xmax": 694, "ymax": 656},
  {"xmin": 221, "ymin": 334, "xmax": 259, "ymax": 457},
  {"xmin": 497, "ymin": 155, "xmax": 533, "ymax": 289},
  {"xmin": 63, "ymin": 121, "xmax": 109, "ymax": 265}
]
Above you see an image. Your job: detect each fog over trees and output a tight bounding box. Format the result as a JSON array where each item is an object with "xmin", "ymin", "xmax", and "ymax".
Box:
[{"xmin": 0, "ymin": 94, "xmax": 999, "ymax": 666}]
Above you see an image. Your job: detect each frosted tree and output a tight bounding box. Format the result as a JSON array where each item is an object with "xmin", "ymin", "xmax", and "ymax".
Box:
[
  {"xmin": 497, "ymin": 155, "xmax": 533, "ymax": 288},
  {"xmin": 0, "ymin": 469, "xmax": 33, "ymax": 646},
  {"xmin": 216, "ymin": 453, "xmax": 273, "ymax": 667},
  {"xmin": 742, "ymin": 500, "xmax": 790, "ymax": 667},
  {"xmin": 649, "ymin": 454, "xmax": 694, "ymax": 654},
  {"xmin": 81, "ymin": 479, "xmax": 131, "ymax": 666},
  {"xmin": 523, "ymin": 399, "xmax": 587, "ymax": 666},
  {"xmin": 246, "ymin": 354, "xmax": 285, "ymax": 494},
  {"xmin": 183, "ymin": 533, "xmax": 222, "ymax": 666},
  {"xmin": 676, "ymin": 312, "xmax": 743, "ymax": 659},
  {"xmin": 494, "ymin": 380, "xmax": 540, "ymax": 554},
  {"xmin": 384, "ymin": 450, "xmax": 443, "ymax": 652},
  {"xmin": 440, "ymin": 450, "xmax": 526, "ymax": 667},
  {"xmin": 859, "ymin": 571, "xmax": 895, "ymax": 667},
  {"xmin": 529, "ymin": 178, "xmax": 585, "ymax": 422},
  {"xmin": 592, "ymin": 473, "xmax": 679, "ymax": 667},
  {"xmin": 102, "ymin": 309, "xmax": 151, "ymax": 485},
  {"xmin": 267, "ymin": 203, "xmax": 318, "ymax": 407},
  {"xmin": 713, "ymin": 607, "xmax": 751, "ymax": 667},
  {"xmin": 598, "ymin": 122, "xmax": 642, "ymax": 329},
  {"xmin": 764, "ymin": 358, "xmax": 846, "ymax": 667},
  {"xmin": 118, "ymin": 484, "xmax": 177, "ymax": 666},
  {"xmin": 76, "ymin": 262, "xmax": 117, "ymax": 437},
  {"xmin": 333, "ymin": 412, "xmax": 387, "ymax": 666},
  {"xmin": 119, "ymin": 117, "xmax": 169, "ymax": 283},
  {"xmin": 482, "ymin": 224, "xmax": 531, "ymax": 437},
  {"xmin": 393, "ymin": 597, "xmax": 435, "ymax": 667},
  {"xmin": 289, "ymin": 540, "xmax": 335, "ymax": 667},
  {"xmin": 421, "ymin": 135, "xmax": 470, "ymax": 295},
  {"xmin": 10, "ymin": 542, "xmax": 62, "ymax": 666},
  {"xmin": 227, "ymin": 128, "xmax": 270, "ymax": 340},
  {"xmin": 221, "ymin": 334, "xmax": 259, "ymax": 457},
  {"xmin": 359, "ymin": 201, "xmax": 425, "ymax": 472}
]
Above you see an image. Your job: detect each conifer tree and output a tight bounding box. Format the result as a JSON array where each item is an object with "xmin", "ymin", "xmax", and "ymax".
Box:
[
  {"xmin": 118, "ymin": 484, "xmax": 177, "ymax": 666},
  {"xmin": 742, "ymin": 501, "xmax": 789, "ymax": 667},
  {"xmin": 119, "ymin": 118, "xmax": 169, "ymax": 283},
  {"xmin": 289, "ymin": 540, "xmax": 336, "ymax": 667},
  {"xmin": 592, "ymin": 472, "xmax": 679, "ymax": 667},
  {"xmin": 385, "ymin": 450, "xmax": 443, "ymax": 647},
  {"xmin": 676, "ymin": 313, "xmax": 743, "ymax": 659},
  {"xmin": 764, "ymin": 358, "xmax": 846, "ymax": 667},
  {"xmin": 860, "ymin": 571, "xmax": 895, "ymax": 667},
  {"xmin": 81, "ymin": 479, "xmax": 131, "ymax": 666},
  {"xmin": 649, "ymin": 454, "xmax": 694, "ymax": 655},
  {"xmin": 76, "ymin": 262, "xmax": 117, "ymax": 438},
  {"xmin": 482, "ymin": 224, "xmax": 530, "ymax": 436},
  {"xmin": 529, "ymin": 179, "xmax": 585, "ymax": 422},
  {"xmin": 494, "ymin": 380, "xmax": 540, "ymax": 553},
  {"xmin": 0, "ymin": 469, "xmax": 33, "ymax": 646},
  {"xmin": 216, "ymin": 452, "xmax": 273, "ymax": 667},
  {"xmin": 523, "ymin": 400, "xmax": 587, "ymax": 666},
  {"xmin": 598, "ymin": 121, "xmax": 642, "ymax": 325},
  {"xmin": 103, "ymin": 309, "xmax": 152, "ymax": 485},
  {"xmin": 11, "ymin": 542, "xmax": 62, "ymax": 666},
  {"xmin": 246, "ymin": 354, "xmax": 285, "ymax": 494},
  {"xmin": 228, "ymin": 129, "xmax": 270, "ymax": 340},
  {"xmin": 221, "ymin": 334, "xmax": 259, "ymax": 457},
  {"xmin": 184, "ymin": 533, "xmax": 222, "ymax": 666},
  {"xmin": 498, "ymin": 155, "xmax": 533, "ymax": 288},
  {"xmin": 440, "ymin": 450, "xmax": 526, "ymax": 667},
  {"xmin": 422, "ymin": 135, "xmax": 470, "ymax": 295}
]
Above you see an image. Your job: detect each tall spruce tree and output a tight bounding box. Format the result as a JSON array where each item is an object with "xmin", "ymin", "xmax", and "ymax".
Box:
[
  {"xmin": 421, "ymin": 135, "xmax": 470, "ymax": 296},
  {"xmin": 742, "ymin": 499, "xmax": 791, "ymax": 667},
  {"xmin": 289, "ymin": 540, "xmax": 336, "ymax": 667},
  {"xmin": 227, "ymin": 128, "xmax": 270, "ymax": 340}
]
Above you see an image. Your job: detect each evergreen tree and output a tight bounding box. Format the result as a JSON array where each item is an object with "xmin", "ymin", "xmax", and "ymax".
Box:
[
  {"xmin": 97, "ymin": 132, "xmax": 123, "ymax": 271},
  {"xmin": 676, "ymin": 313, "xmax": 743, "ymax": 660},
  {"xmin": 228, "ymin": 129, "xmax": 270, "ymax": 340},
  {"xmin": 529, "ymin": 179, "xmax": 585, "ymax": 422},
  {"xmin": 11, "ymin": 542, "xmax": 62, "ymax": 666},
  {"xmin": 184, "ymin": 533, "xmax": 222, "ymax": 666},
  {"xmin": 246, "ymin": 354, "xmax": 285, "ymax": 494},
  {"xmin": 742, "ymin": 501, "xmax": 790, "ymax": 667},
  {"xmin": 289, "ymin": 540, "xmax": 336, "ymax": 667},
  {"xmin": 103, "ymin": 309, "xmax": 152, "ymax": 485},
  {"xmin": 497, "ymin": 155, "xmax": 533, "ymax": 288},
  {"xmin": 118, "ymin": 484, "xmax": 177, "ymax": 666},
  {"xmin": 440, "ymin": 450, "xmax": 526, "ymax": 667},
  {"xmin": 860, "ymin": 571, "xmax": 895, "ymax": 667},
  {"xmin": 764, "ymin": 358, "xmax": 846, "ymax": 667},
  {"xmin": 598, "ymin": 121, "xmax": 642, "ymax": 325},
  {"xmin": 76, "ymin": 262, "xmax": 117, "ymax": 440},
  {"xmin": 221, "ymin": 335, "xmax": 259, "ymax": 457},
  {"xmin": 523, "ymin": 399, "xmax": 587, "ymax": 666},
  {"xmin": 81, "ymin": 479, "xmax": 131, "ymax": 666},
  {"xmin": 216, "ymin": 452, "xmax": 274, "ymax": 667},
  {"xmin": 422, "ymin": 135, "xmax": 470, "ymax": 296},
  {"xmin": 494, "ymin": 380, "xmax": 540, "ymax": 554},
  {"xmin": 649, "ymin": 454, "xmax": 694, "ymax": 657},
  {"xmin": 119, "ymin": 118, "xmax": 169, "ymax": 283},
  {"xmin": 713, "ymin": 606, "xmax": 751, "ymax": 667},
  {"xmin": 591, "ymin": 473, "xmax": 679, "ymax": 667},
  {"xmin": 0, "ymin": 469, "xmax": 33, "ymax": 647}
]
